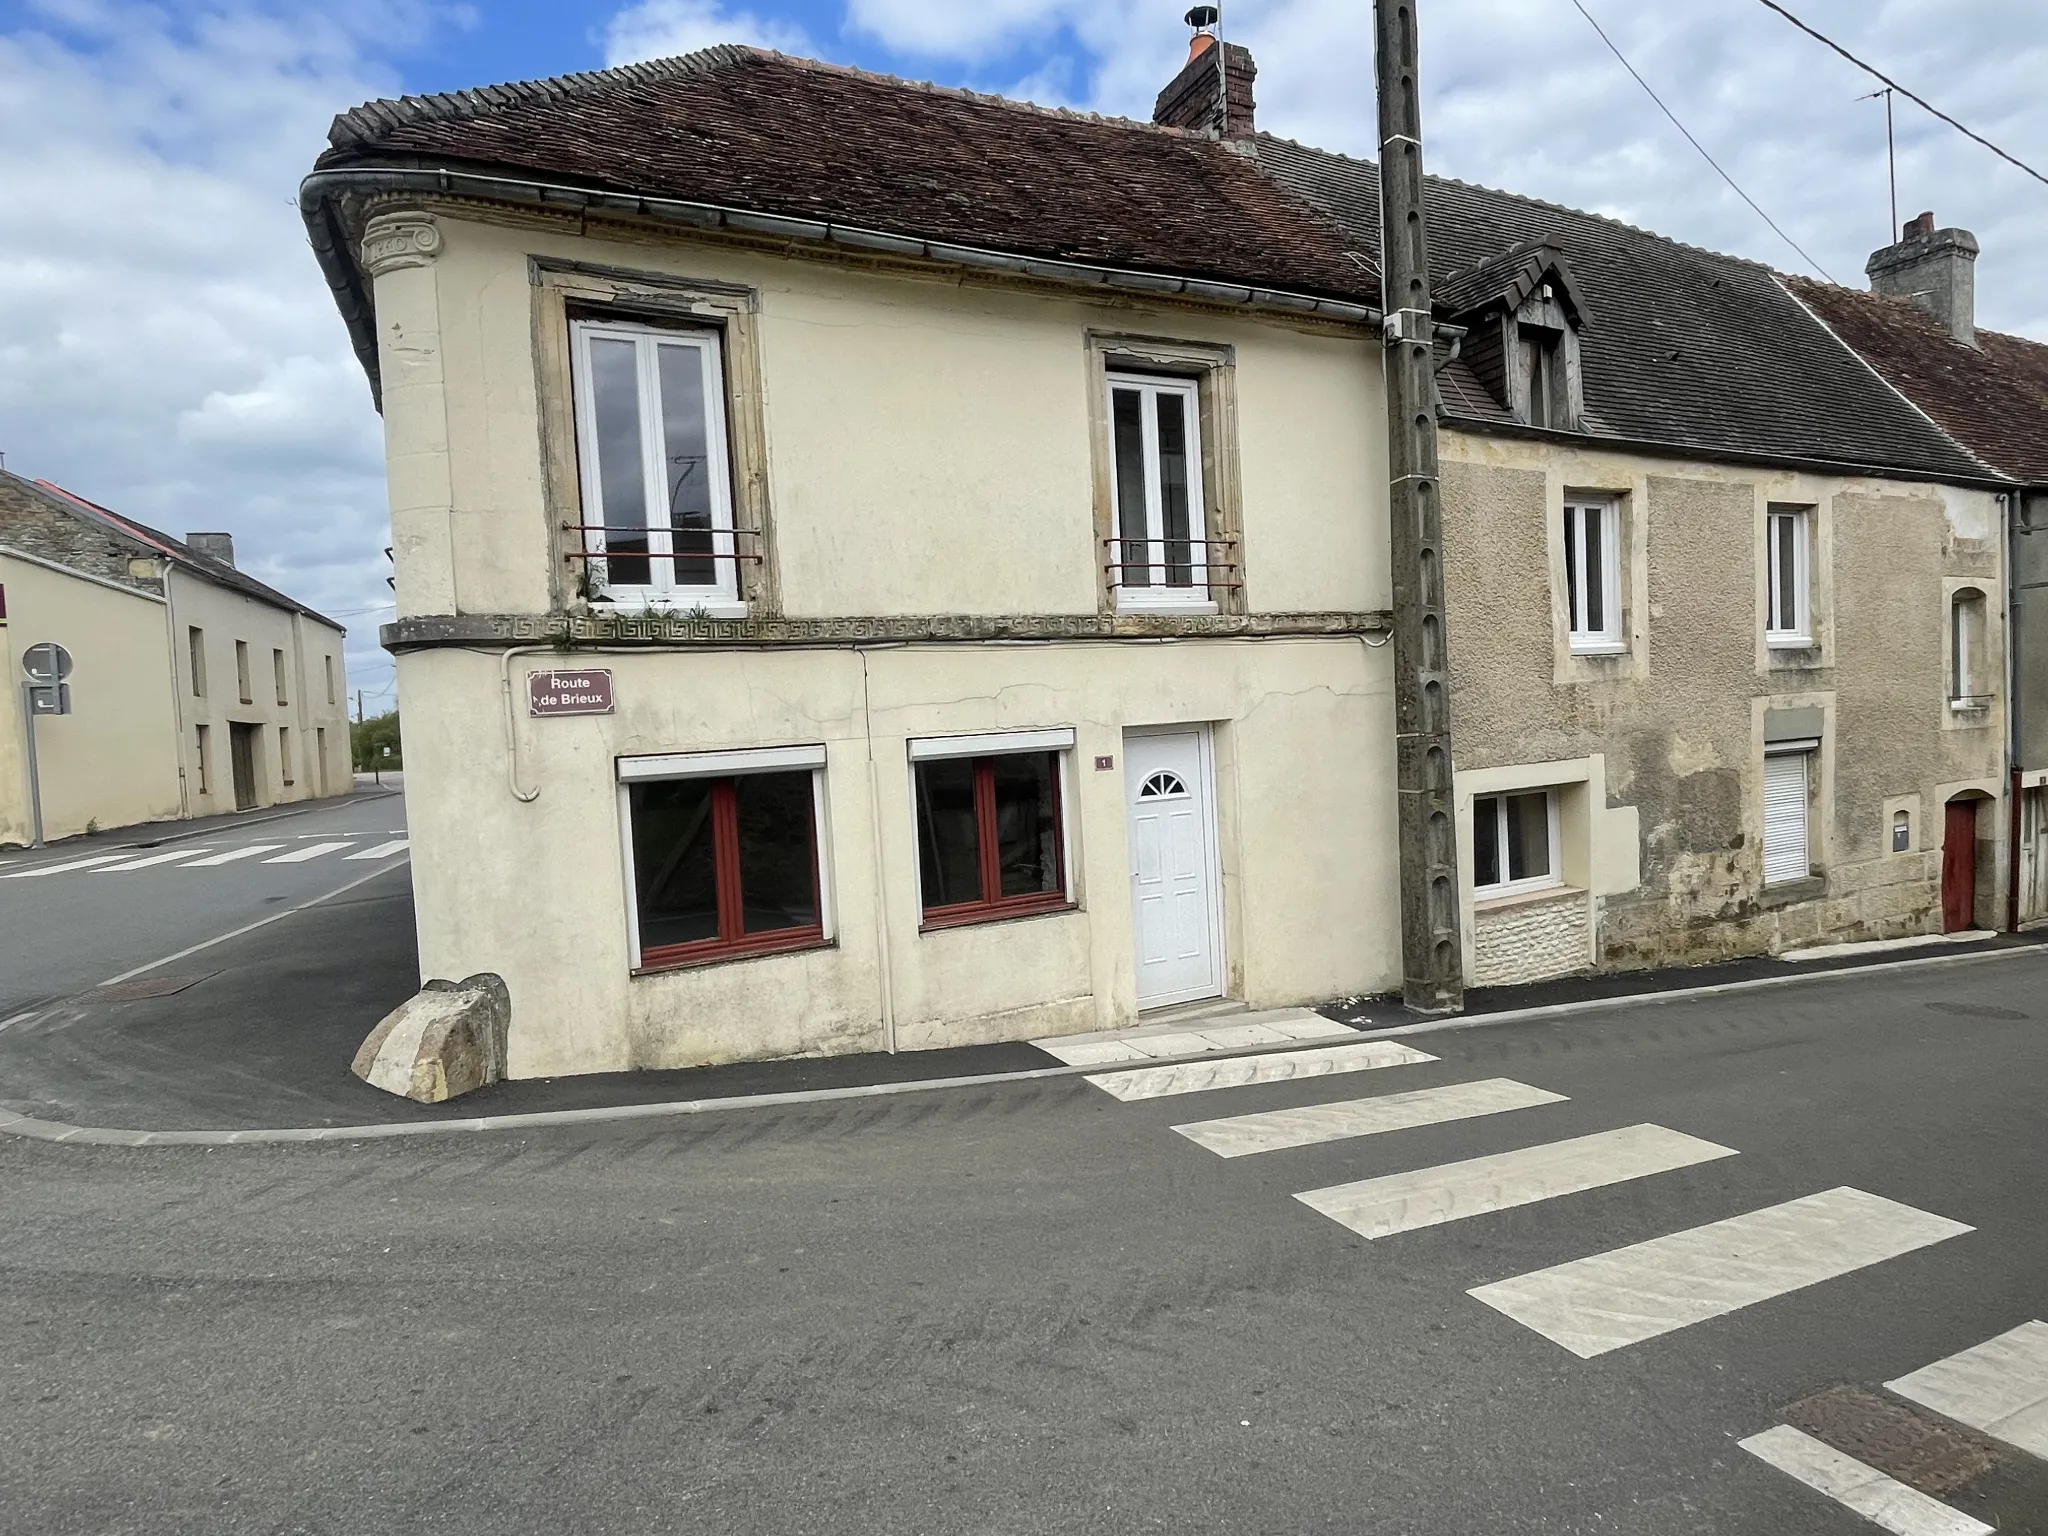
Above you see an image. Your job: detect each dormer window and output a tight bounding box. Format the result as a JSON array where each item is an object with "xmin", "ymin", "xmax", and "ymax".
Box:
[
  {"xmin": 1519, "ymin": 325, "xmax": 1565, "ymax": 429},
  {"xmin": 1436, "ymin": 245, "xmax": 1588, "ymax": 433}
]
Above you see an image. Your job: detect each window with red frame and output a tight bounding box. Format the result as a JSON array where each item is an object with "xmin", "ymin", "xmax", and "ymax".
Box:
[
  {"xmin": 914, "ymin": 751, "xmax": 1068, "ymax": 927},
  {"xmin": 629, "ymin": 770, "xmax": 824, "ymax": 968}
]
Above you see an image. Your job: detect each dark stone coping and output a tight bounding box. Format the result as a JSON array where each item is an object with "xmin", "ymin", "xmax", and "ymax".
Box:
[{"xmin": 382, "ymin": 610, "xmax": 1395, "ymax": 652}]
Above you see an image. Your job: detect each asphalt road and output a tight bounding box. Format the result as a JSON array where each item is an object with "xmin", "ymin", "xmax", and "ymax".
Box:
[
  {"xmin": 0, "ymin": 790, "xmax": 409, "ymax": 1021},
  {"xmin": 4, "ymin": 949, "xmax": 2044, "ymax": 1534}
]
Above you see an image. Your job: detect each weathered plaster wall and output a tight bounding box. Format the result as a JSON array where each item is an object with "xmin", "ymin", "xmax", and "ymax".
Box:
[
  {"xmin": 385, "ymin": 208, "xmax": 1390, "ymax": 623},
  {"xmin": 400, "ymin": 638, "xmax": 1400, "ymax": 1078},
  {"xmin": 1440, "ymin": 434, "xmax": 2005, "ymax": 971}
]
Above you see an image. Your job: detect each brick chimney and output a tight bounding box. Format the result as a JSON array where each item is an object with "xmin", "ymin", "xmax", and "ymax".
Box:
[
  {"xmin": 1867, "ymin": 210, "xmax": 1980, "ymax": 347},
  {"xmin": 1153, "ymin": 9, "xmax": 1255, "ymax": 138},
  {"xmin": 186, "ymin": 531, "xmax": 236, "ymax": 567}
]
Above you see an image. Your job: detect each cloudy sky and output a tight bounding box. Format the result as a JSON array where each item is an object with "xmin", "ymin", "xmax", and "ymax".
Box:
[{"xmin": 2, "ymin": 0, "xmax": 2043, "ymax": 706}]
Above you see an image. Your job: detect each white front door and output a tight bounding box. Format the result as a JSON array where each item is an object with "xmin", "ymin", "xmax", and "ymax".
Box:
[{"xmin": 1125, "ymin": 728, "xmax": 1223, "ymax": 1009}]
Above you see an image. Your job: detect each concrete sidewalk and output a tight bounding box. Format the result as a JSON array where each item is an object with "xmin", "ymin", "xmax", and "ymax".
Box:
[{"xmin": 0, "ymin": 860, "xmax": 2042, "ymax": 1139}]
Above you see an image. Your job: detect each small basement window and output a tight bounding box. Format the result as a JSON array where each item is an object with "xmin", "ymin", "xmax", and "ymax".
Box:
[
  {"xmin": 913, "ymin": 737, "xmax": 1071, "ymax": 928},
  {"xmin": 1473, "ymin": 789, "xmax": 1560, "ymax": 898},
  {"xmin": 620, "ymin": 748, "xmax": 828, "ymax": 970}
]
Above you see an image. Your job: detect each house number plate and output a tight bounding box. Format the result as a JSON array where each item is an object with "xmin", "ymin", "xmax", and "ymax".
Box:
[{"xmin": 528, "ymin": 668, "xmax": 615, "ymax": 716}]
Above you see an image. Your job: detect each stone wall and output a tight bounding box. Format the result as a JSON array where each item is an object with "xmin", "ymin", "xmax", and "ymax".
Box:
[
  {"xmin": 1470, "ymin": 890, "xmax": 1589, "ymax": 986},
  {"xmin": 0, "ymin": 474, "xmax": 163, "ymax": 597}
]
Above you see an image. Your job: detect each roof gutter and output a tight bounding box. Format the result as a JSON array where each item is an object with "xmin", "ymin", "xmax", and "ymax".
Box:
[
  {"xmin": 300, "ymin": 162, "xmax": 1387, "ymax": 407},
  {"xmin": 1439, "ymin": 411, "xmax": 2016, "ymax": 493}
]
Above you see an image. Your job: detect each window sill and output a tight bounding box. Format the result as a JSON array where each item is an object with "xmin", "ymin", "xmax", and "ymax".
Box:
[
  {"xmin": 920, "ymin": 896, "xmax": 1077, "ymax": 934},
  {"xmin": 1567, "ymin": 641, "xmax": 1628, "ymax": 658},
  {"xmin": 1765, "ymin": 637, "xmax": 1819, "ymax": 656},
  {"xmin": 1115, "ymin": 598, "xmax": 1220, "ymax": 617},
  {"xmin": 633, "ymin": 930, "xmax": 831, "ymax": 976},
  {"xmin": 1473, "ymin": 881, "xmax": 1576, "ymax": 912},
  {"xmin": 1948, "ymin": 698, "xmax": 1993, "ymax": 715},
  {"xmin": 1758, "ymin": 874, "xmax": 1827, "ymax": 908}
]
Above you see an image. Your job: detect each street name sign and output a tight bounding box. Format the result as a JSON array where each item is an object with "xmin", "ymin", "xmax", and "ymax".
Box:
[{"xmin": 528, "ymin": 668, "xmax": 615, "ymax": 717}]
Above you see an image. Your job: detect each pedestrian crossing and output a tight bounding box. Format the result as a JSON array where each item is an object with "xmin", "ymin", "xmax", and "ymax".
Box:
[
  {"xmin": 0, "ymin": 835, "xmax": 408, "ymax": 880},
  {"xmin": 1067, "ymin": 1019, "xmax": 1977, "ymax": 1374}
]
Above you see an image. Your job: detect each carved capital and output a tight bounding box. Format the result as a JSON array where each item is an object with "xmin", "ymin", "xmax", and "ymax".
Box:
[{"xmin": 361, "ymin": 215, "xmax": 444, "ymax": 278}]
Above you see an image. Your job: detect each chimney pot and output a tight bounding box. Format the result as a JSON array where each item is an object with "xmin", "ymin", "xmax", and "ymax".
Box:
[
  {"xmin": 1866, "ymin": 213, "xmax": 1979, "ymax": 348},
  {"xmin": 185, "ymin": 531, "xmax": 236, "ymax": 567}
]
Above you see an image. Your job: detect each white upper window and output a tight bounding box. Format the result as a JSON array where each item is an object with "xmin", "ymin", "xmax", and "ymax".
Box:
[
  {"xmin": 1766, "ymin": 505, "xmax": 1813, "ymax": 645},
  {"xmin": 571, "ymin": 319, "xmax": 741, "ymax": 611},
  {"xmin": 1107, "ymin": 374, "xmax": 1209, "ymax": 608},
  {"xmin": 1472, "ymin": 789, "xmax": 1561, "ymax": 898},
  {"xmin": 1563, "ymin": 498, "xmax": 1622, "ymax": 652}
]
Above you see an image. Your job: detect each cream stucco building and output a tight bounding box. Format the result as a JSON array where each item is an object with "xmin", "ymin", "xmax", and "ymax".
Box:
[
  {"xmin": 309, "ymin": 42, "xmax": 2026, "ymax": 1076},
  {"xmin": 0, "ymin": 472, "xmax": 352, "ymax": 845}
]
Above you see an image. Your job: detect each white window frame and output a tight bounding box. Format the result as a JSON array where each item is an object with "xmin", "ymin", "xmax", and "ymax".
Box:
[
  {"xmin": 1471, "ymin": 787, "xmax": 1563, "ymax": 899},
  {"xmin": 1765, "ymin": 505, "xmax": 1813, "ymax": 646},
  {"xmin": 1951, "ymin": 588, "xmax": 1990, "ymax": 707},
  {"xmin": 572, "ymin": 318, "xmax": 744, "ymax": 616},
  {"xmin": 613, "ymin": 744, "xmax": 835, "ymax": 967},
  {"xmin": 1563, "ymin": 497, "xmax": 1623, "ymax": 653},
  {"xmin": 1105, "ymin": 372, "xmax": 1211, "ymax": 611}
]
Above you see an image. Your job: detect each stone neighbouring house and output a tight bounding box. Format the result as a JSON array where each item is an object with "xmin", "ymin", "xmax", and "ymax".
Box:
[
  {"xmin": 305, "ymin": 32, "xmax": 2023, "ymax": 1073},
  {"xmin": 0, "ymin": 471, "xmax": 351, "ymax": 844},
  {"xmin": 1262, "ymin": 149, "xmax": 2011, "ymax": 986}
]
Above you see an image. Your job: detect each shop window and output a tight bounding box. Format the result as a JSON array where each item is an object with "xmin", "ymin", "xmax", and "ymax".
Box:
[
  {"xmin": 1472, "ymin": 789, "xmax": 1560, "ymax": 898},
  {"xmin": 571, "ymin": 317, "xmax": 743, "ymax": 611},
  {"xmin": 914, "ymin": 749, "xmax": 1070, "ymax": 927},
  {"xmin": 1766, "ymin": 505, "xmax": 1813, "ymax": 645},
  {"xmin": 1563, "ymin": 497, "xmax": 1623, "ymax": 653},
  {"xmin": 623, "ymin": 759, "xmax": 825, "ymax": 970},
  {"xmin": 1107, "ymin": 373, "xmax": 1211, "ymax": 608}
]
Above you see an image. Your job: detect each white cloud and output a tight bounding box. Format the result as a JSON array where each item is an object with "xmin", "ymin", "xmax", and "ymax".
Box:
[
  {"xmin": 603, "ymin": 0, "xmax": 809, "ymax": 66},
  {"xmin": 840, "ymin": 0, "xmax": 2048, "ymax": 339},
  {"xmin": 0, "ymin": 1, "xmax": 403, "ymax": 704}
]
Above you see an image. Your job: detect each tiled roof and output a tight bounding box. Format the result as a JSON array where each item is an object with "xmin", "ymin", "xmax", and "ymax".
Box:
[
  {"xmin": 318, "ymin": 47, "xmax": 1377, "ymax": 307},
  {"xmin": 1783, "ymin": 276, "xmax": 2048, "ymax": 486},
  {"xmin": 1253, "ymin": 137, "xmax": 1994, "ymax": 483},
  {"xmin": 9, "ymin": 473, "xmax": 344, "ymax": 630},
  {"xmin": 1435, "ymin": 240, "xmax": 1588, "ymax": 327}
]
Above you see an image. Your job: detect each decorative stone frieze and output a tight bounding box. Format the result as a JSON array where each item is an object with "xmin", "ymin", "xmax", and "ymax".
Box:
[
  {"xmin": 360, "ymin": 214, "xmax": 444, "ymax": 277},
  {"xmin": 382, "ymin": 609, "xmax": 1393, "ymax": 652}
]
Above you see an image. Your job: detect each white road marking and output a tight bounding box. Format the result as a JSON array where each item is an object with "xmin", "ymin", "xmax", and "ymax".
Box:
[
  {"xmin": 1174, "ymin": 1078, "xmax": 1568, "ymax": 1158},
  {"xmin": 1295, "ymin": 1123, "xmax": 1735, "ymax": 1239},
  {"xmin": 344, "ymin": 839, "xmax": 410, "ymax": 861},
  {"xmin": 1, "ymin": 854, "xmax": 130, "ymax": 878},
  {"xmin": 1739, "ymin": 1425, "xmax": 1993, "ymax": 1536},
  {"xmin": 178, "ymin": 845, "xmax": 287, "ymax": 867},
  {"xmin": 1888, "ymin": 1320, "xmax": 2048, "ymax": 1460},
  {"xmin": 262, "ymin": 842, "xmax": 355, "ymax": 864},
  {"xmin": 1470, "ymin": 1186, "xmax": 1972, "ymax": 1358},
  {"xmin": 94, "ymin": 848, "xmax": 215, "ymax": 872},
  {"xmin": 1035, "ymin": 1012, "xmax": 1352, "ymax": 1065},
  {"xmin": 1084, "ymin": 1040, "xmax": 1435, "ymax": 1101}
]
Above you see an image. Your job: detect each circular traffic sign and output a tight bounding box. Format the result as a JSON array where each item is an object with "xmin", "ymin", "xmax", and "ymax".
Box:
[{"xmin": 22, "ymin": 642, "xmax": 72, "ymax": 684}]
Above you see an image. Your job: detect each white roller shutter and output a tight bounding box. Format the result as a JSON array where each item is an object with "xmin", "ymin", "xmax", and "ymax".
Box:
[{"xmin": 1762, "ymin": 751, "xmax": 1811, "ymax": 885}]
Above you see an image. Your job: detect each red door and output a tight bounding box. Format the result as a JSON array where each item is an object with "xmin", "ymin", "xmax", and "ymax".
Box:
[{"xmin": 1942, "ymin": 799, "xmax": 1978, "ymax": 932}]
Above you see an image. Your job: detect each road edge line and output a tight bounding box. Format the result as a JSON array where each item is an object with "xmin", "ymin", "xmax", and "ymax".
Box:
[{"xmin": 2, "ymin": 941, "xmax": 2040, "ymax": 1148}]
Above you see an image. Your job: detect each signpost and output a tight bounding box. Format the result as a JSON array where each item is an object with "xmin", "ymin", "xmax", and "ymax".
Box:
[
  {"xmin": 20, "ymin": 641, "xmax": 73, "ymax": 848},
  {"xmin": 527, "ymin": 668, "xmax": 615, "ymax": 717}
]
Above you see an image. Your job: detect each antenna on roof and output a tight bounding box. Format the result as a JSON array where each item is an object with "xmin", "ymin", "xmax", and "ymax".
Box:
[{"xmin": 1859, "ymin": 86, "xmax": 1898, "ymax": 243}]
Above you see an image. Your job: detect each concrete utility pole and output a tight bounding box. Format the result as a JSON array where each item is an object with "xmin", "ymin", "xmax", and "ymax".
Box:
[{"xmin": 1374, "ymin": 0, "xmax": 1464, "ymax": 1014}]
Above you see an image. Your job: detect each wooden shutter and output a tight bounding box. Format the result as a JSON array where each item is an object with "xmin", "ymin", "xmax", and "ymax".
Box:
[{"xmin": 1762, "ymin": 752, "xmax": 1810, "ymax": 885}]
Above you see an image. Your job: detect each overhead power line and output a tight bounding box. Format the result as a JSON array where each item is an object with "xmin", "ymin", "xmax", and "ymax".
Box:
[
  {"xmin": 1569, "ymin": 0, "xmax": 1837, "ymax": 281},
  {"xmin": 1754, "ymin": 0, "xmax": 2048, "ymax": 194}
]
